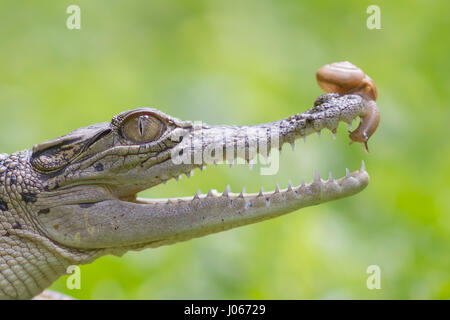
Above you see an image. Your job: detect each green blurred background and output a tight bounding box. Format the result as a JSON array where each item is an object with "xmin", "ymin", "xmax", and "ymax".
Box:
[{"xmin": 0, "ymin": 0, "xmax": 449, "ymax": 299}]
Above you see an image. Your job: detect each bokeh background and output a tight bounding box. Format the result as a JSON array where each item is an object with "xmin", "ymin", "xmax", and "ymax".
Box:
[{"xmin": 0, "ymin": 0, "xmax": 449, "ymax": 299}]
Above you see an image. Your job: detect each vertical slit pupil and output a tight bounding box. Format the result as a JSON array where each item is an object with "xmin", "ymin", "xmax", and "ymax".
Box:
[
  {"xmin": 138, "ymin": 116, "xmax": 144, "ymax": 137},
  {"xmin": 123, "ymin": 113, "xmax": 160, "ymax": 142}
]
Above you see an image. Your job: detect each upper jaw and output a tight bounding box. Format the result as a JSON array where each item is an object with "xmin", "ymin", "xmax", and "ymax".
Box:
[
  {"xmin": 41, "ymin": 93, "xmax": 367, "ymax": 200},
  {"xmin": 99, "ymin": 93, "xmax": 368, "ymax": 202},
  {"xmin": 136, "ymin": 93, "xmax": 367, "ymax": 189}
]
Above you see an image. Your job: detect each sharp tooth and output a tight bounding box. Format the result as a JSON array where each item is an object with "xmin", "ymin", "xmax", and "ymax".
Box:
[
  {"xmin": 258, "ymin": 186, "xmax": 264, "ymax": 197},
  {"xmin": 207, "ymin": 190, "xmax": 214, "ymax": 197},
  {"xmin": 361, "ymin": 160, "xmax": 366, "ymax": 172},
  {"xmin": 290, "ymin": 141, "xmax": 295, "ymax": 151},
  {"xmin": 346, "ymin": 168, "xmax": 350, "ymax": 176},
  {"xmin": 178, "ymin": 174, "xmax": 183, "ymax": 180},
  {"xmin": 187, "ymin": 170, "xmax": 194, "ymax": 178},
  {"xmin": 328, "ymin": 172, "xmax": 334, "ymax": 182},
  {"xmin": 200, "ymin": 166, "xmax": 206, "ymax": 171},
  {"xmin": 314, "ymin": 168, "xmax": 321, "ymax": 182},
  {"xmin": 174, "ymin": 176, "xmax": 179, "ymax": 181},
  {"xmin": 223, "ymin": 185, "xmax": 231, "ymax": 197},
  {"xmin": 239, "ymin": 188, "xmax": 246, "ymax": 198},
  {"xmin": 301, "ymin": 179, "xmax": 306, "ymax": 187},
  {"xmin": 275, "ymin": 184, "xmax": 280, "ymax": 193},
  {"xmin": 287, "ymin": 180, "xmax": 293, "ymax": 191},
  {"xmin": 193, "ymin": 190, "xmax": 202, "ymax": 200}
]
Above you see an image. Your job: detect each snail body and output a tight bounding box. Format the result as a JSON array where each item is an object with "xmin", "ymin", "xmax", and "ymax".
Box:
[{"xmin": 316, "ymin": 61, "xmax": 380, "ymax": 152}]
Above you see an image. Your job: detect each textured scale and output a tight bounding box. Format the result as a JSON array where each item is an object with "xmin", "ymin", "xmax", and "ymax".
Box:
[{"xmin": 0, "ymin": 152, "xmax": 99, "ymax": 299}]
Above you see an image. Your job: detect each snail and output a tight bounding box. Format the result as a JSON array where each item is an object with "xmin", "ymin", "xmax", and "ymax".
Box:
[{"xmin": 316, "ymin": 61, "xmax": 380, "ymax": 152}]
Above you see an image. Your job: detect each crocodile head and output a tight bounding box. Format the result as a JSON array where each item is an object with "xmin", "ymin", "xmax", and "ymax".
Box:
[{"xmin": 26, "ymin": 62, "xmax": 378, "ymax": 257}]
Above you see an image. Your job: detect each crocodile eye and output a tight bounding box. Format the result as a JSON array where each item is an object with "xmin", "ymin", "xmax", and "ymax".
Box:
[{"xmin": 122, "ymin": 113, "xmax": 164, "ymax": 143}]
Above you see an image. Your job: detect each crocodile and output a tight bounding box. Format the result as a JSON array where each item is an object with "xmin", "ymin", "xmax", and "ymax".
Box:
[{"xmin": 0, "ymin": 62, "xmax": 379, "ymax": 299}]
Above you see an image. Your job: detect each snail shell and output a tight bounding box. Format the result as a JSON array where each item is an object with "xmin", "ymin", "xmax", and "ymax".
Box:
[
  {"xmin": 316, "ymin": 61, "xmax": 377, "ymax": 101},
  {"xmin": 316, "ymin": 61, "xmax": 380, "ymax": 152}
]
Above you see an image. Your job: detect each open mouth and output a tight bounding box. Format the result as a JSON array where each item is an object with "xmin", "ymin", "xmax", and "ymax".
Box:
[
  {"xmin": 133, "ymin": 61, "xmax": 379, "ymax": 207},
  {"xmin": 124, "ymin": 93, "xmax": 374, "ymax": 250},
  {"xmin": 33, "ymin": 61, "xmax": 379, "ymax": 250},
  {"xmin": 136, "ymin": 135, "xmax": 370, "ymax": 207}
]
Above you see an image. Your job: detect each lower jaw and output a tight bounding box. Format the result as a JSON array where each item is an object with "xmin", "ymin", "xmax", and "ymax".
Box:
[{"xmin": 136, "ymin": 160, "xmax": 369, "ymax": 206}]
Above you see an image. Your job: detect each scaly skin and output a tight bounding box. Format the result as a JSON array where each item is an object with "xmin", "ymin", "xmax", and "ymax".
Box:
[{"xmin": 0, "ymin": 62, "xmax": 378, "ymax": 299}]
